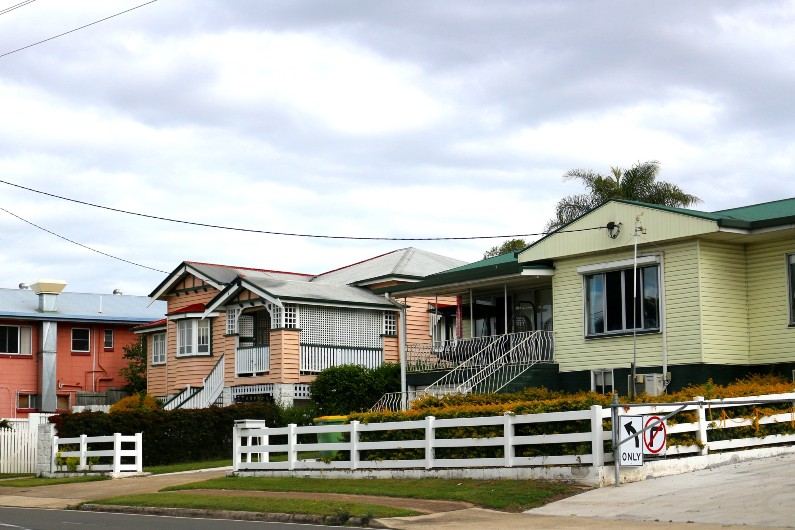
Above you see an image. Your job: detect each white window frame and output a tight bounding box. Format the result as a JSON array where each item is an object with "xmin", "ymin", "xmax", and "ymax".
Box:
[
  {"xmin": 592, "ymin": 369, "xmax": 614, "ymax": 394},
  {"xmin": 582, "ymin": 263, "xmax": 661, "ymax": 337},
  {"xmin": 152, "ymin": 332, "xmax": 166, "ymax": 365},
  {"xmin": 177, "ymin": 319, "xmax": 211, "ymax": 357},
  {"xmin": 72, "ymin": 328, "xmax": 90, "ymax": 352},
  {"xmin": 384, "ymin": 312, "xmax": 397, "ymax": 336},
  {"xmin": 103, "ymin": 329, "xmax": 114, "ymax": 349},
  {"xmin": 788, "ymin": 253, "xmax": 795, "ymax": 325},
  {"xmin": 0, "ymin": 325, "xmax": 32, "ymax": 355}
]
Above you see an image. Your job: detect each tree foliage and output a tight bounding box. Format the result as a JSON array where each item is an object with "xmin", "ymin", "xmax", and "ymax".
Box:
[
  {"xmin": 310, "ymin": 363, "xmax": 401, "ymax": 416},
  {"xmin": 482, "ymin": 238, "xmax": 528, "ymax": 259},
  {"xmin": 545, "ymin": 160, "xmax": 701, "ymax": 232},
  {"xmin": 118, "ymin": 336, "xmax": 147, "ymax": 394}
]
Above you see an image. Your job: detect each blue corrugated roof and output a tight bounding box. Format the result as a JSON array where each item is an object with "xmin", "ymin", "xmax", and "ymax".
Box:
[{"xmin": 0, "ymin": 288, "xmax": 166, "ymax": 323}]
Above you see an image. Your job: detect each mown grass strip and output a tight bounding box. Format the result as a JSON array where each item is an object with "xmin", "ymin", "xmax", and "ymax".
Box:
[
  {"xmin": 0, "ymin": 475, "xmax": 109, "ymax": 487},
  {"xmin": 164, "ymin": 477, "xmax": 578, "ymax": 512},
  {"xmin": 90, "ymin": 493, "xmax": 419, "ymax": 519},
  {"xmin": 144, "ymin": 459, "xmax": 231, "ymax": 474}
]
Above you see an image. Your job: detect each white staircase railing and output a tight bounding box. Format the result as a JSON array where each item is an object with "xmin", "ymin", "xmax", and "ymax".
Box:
[
  {"xmin": 372, "ymin": 331, "xmax": 555, "ymax": 412},
  {"xmin": 169, "ymin": 354, "xmax": 225, "ymax": 409},
  {"xmin": 458, "ymin": 330, "xmax": 554, "ymax": 394}
]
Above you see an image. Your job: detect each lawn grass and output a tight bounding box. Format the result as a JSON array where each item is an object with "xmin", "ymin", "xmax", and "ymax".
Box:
[
  {"xmin": 0, "ymin": 475, "xmax": 109, "ymax": 487},
  {"xmin": 164, "ymin": 476, "xmax": 579, "ymax": 512},
  {"xmin": 91, "ymin": 493, "xmax": 419, "ymax": 519},
  {"xmin": 143, "ymin": 459, "xmax": 231, "ymax": 474}
]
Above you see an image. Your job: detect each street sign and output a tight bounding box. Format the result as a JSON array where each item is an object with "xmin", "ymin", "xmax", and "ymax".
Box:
[
  {"xmin": 618, "ymin": 415, "xmax": 643, "ymax": 467},
  {"xmin": 643, "ymin": 415, "xmax": 667, "ymax": 456}
]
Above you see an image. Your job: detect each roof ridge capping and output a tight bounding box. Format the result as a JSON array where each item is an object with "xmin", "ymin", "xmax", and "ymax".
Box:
[{"xmin": 185, "ymin": 260, "xmax": 314, "ymax": 277}]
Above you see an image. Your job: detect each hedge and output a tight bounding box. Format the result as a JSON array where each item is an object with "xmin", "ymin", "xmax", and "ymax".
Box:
[{"xmin": 51, "ymin": 402, "xmax": 282, "ymax": 466}]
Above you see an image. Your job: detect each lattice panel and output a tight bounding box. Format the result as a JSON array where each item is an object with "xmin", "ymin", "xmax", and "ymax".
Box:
[
  {"xmin": 299, "ymin": 305, "xmax": 382, "ymax": 348},
  {"xmin": 226, "ymin": 308, "xmax": 241, "ymax": 334},
  {"xmin": 238, "ymin": 315, "xmax": 254, "ymax": 338},
  {"xmin": 284, "ymin": 304, "xmax": 298, "ymax": 328},
  {"xmin": 384, "ymin": 312, "xmax": 397, "ymax": 335}
]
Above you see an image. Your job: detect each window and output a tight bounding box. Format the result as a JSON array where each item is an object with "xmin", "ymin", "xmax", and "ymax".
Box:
[
  {"xmin": 592, "ymin": 369, "xmax": 614, "ymax": 394},
  {"xmin": 72, "ymin": 328, "xmax": 90, "ymax": 352},
  {"xmin": 0, "ymin": 325, "xmax": 32, "ymax": 355},
  {"xmin": 104, "ymin": 329, "xmax": 114, "ymax": 349},
  {"xmin": 152, "ymin": 333, "xmax": 166, "ymax": 364},
  {"xmin": 584, "ymin": 265, "xmax": 660, "ymax": 336},
  {"xmin": 177, "ymin": 319, "xmax": 211, "ymax": 356},
  {"xmin": 384, "ymin": 312, "xmax": 397, "ymax": 335},
  {"xmin": 789, "ymin": 254, "xmax": 795, "ymax": 324}
]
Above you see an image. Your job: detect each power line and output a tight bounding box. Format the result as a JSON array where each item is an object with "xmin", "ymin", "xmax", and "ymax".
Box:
[
  {"xmin": 0, "ymin": 179, "xmax": 606, "ymax": 240},
  {"xmin": 0, "ymin": 0, "xmax": 37, "ymax": 17},
  {"xmin": 0, "ymin": 0, "xmax": 157, "ymax": 59},
  {"xmin": 0, "ymin": 207, "xmax": 167, "ymax": 273}
]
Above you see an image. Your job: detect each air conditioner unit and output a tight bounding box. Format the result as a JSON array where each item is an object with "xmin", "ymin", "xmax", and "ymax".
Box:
[{"xmin": 629, "ymin": 373, "xmax": 665, "ymax": 397}]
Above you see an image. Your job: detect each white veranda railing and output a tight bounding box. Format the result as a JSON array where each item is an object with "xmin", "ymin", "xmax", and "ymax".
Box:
[
  {"xmin": 236, "ymin": 345, "xmax": 270, "ymax": 376},
  {"xmin": 300, "ymin": 344, "xmax": 382, "ymax": 373}
]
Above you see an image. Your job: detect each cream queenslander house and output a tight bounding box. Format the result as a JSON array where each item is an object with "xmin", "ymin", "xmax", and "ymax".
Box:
[
  {"xmin": 136, "ymin": 248, "xmax": 464, "ymax": 408},
  {"xmin": 380, "ymin": 197, "xmax": 795, "ymax": 402}
]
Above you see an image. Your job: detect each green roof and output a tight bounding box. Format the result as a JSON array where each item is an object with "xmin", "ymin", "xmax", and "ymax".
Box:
[{"xmin": 375, "ymin": 251, "xmax": 552, "ymax": 295}]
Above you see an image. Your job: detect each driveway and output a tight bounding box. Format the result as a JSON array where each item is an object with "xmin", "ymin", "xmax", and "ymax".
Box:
[{"xmin": 528, "ymin": 452, "xmax": 795, "ymax": 528}]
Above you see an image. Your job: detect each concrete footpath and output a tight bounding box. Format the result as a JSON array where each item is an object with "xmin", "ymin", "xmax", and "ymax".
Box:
[{"xmin": 1, "ymin": 455, "xmax": 794, "ymax": 529}]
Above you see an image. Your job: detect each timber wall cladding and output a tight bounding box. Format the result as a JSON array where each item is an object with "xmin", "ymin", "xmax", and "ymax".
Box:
[{"xmin": 747, "ymin": 236, "xmax": 795, "ymax": 363}]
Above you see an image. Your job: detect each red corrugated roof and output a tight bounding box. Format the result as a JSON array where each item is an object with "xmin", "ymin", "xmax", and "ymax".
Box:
[
  {"xmin": 166, "ymin": 303, "xmax": 206, "ymax": 315},
  {"xmin": 133, "ymin": 318, "xmax": 167, "ymax": 330}
]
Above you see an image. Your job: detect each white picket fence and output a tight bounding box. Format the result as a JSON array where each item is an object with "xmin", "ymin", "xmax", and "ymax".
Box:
[
  {"xmin": 233, "ymin": 391, "xmax": 795, "ymax": 472},
  {"xmin": 0, "ymin": 414, "xmax": 55, "ymax": 473},
  {"xmin": 52, "ymin": 432, "xmax": 143, "ymax": 474},
  {"xmin": 0, "ymin": 429, "xmax": 38, "ymax": 473}
]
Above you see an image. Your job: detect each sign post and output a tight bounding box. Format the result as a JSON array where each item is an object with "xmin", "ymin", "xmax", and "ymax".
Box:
[
  {"xmin": 618, "ymin": 415, "xmax": 643, "ymax": 467},
  {"xmin": 642, "ymin": 415, "xmax": 667, "ymax": 456}
]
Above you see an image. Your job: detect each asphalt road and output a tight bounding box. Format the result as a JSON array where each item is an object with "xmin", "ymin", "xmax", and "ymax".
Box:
[{"xmin": 0, "ymin": 507, "xmax": 361, "ymax": 530}]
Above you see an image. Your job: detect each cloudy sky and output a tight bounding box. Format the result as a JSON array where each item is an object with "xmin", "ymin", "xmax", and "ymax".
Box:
[{"xmin": 1, "ymin": 0, "xmax": 794, "ymax": 296}]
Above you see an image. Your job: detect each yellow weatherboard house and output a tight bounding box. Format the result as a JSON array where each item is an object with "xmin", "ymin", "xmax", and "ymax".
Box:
[{"xmin": 384, "ymin": 197, "xmax": 795, "ymax": 398}]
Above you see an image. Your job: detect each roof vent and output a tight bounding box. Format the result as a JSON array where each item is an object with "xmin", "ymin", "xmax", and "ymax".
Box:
[
  {"xmin": 113, "ymin": 289, "xmax": 123, "ymax": 296},
  {"xmin": 19, "ymin": 283, "xmax": 29, "ymax": 290}
]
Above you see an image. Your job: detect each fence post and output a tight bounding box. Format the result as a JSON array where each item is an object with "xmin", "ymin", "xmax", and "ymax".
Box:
[
  {"xmin": 232, "ymin": 423, "xmax": 241, "ymax": 471},
  {"xmin": 503, "ymin": 412, "xmax": 515, "ymax": 468},
  {"xmin": 37, "ymin": 423, "xmax": 55, "ymax": 476},
  {"xmin": 287, "ymin": 424, "xmax": 297, "ymax": 471},
  {"xmin": 112, "ymin": 433, "xmax": 122, "ymax": 474},
  {"xmin": 79, "ymin": 434, "xmax": 88, "ymax": 471},
  {"xmin": 694, "ymin": 396, "xmax": 708, "ymax": 456},
  {"xmin": 28, "ymin": 413, "xmax": 39, "ymax": 430},
  {"xmin": 135, "ymin": 432, "xmax": 143, "ymax": 473},
  {"xmin": 425, "ymin": 416, "xmax": 435, "ymax": 470},
  {"xmin": 590, "ymin": 405, "xmax": 604, "ymax": 467},
  {"xmin": 350, "ymin": 420, "xmax": 360, "ymax": 470}
]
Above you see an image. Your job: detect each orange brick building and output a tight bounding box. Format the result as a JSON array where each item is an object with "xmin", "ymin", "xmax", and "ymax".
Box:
[{"xmin": 0, "ymin": 280, "xmax": 166, "ymax": 418}]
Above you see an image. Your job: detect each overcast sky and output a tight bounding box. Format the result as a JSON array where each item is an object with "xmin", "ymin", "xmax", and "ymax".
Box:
[{"xmin": 1, "ymin": 0, "xmax": 794, "ymax": 296}]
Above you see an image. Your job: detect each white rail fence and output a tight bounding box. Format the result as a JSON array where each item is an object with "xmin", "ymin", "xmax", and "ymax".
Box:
[
  {"xmin": 52, "ymin": 432, "xmax": 143, "ymax": 474},
  {"xmin": 300, "ymin": 344, "xmax": 382, "ymax": 373},
  {"xmin": 234, "ymin": 392, "xmax": 795, "ymax": 473}
]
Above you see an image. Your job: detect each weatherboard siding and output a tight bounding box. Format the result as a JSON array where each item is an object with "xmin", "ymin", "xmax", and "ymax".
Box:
[
  {"xmin": 747, "ymin": 237, "xmax": 795, "ymax": 363},
  {"xmin": 552, "ymin": 241, "xmax": 702, "ymax": 373},
  {"xmin": 519, "ymin": 202, "xmax": 719, "ymax": 263},
  {"xmin": 697, "ymin": 240, "xmax": 750, "ymax": 364}
]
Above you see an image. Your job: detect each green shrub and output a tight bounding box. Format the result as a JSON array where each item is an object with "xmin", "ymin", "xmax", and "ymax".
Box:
[
  {"xmin": 51, "ymin": 402, "xmax": 282, "ymax": 466},
  {"xmin": 109, "ymin": 392, "xmax": 162, "ymax": 414},
  {"xmin": 310, "ymin": 363, "xmax": 400, "ymax": 416}
]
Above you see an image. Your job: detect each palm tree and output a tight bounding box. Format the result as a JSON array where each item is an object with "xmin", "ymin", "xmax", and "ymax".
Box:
[{"xmin": 545, "ymin": 161, "xmax": 701, "ymax": 232}]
